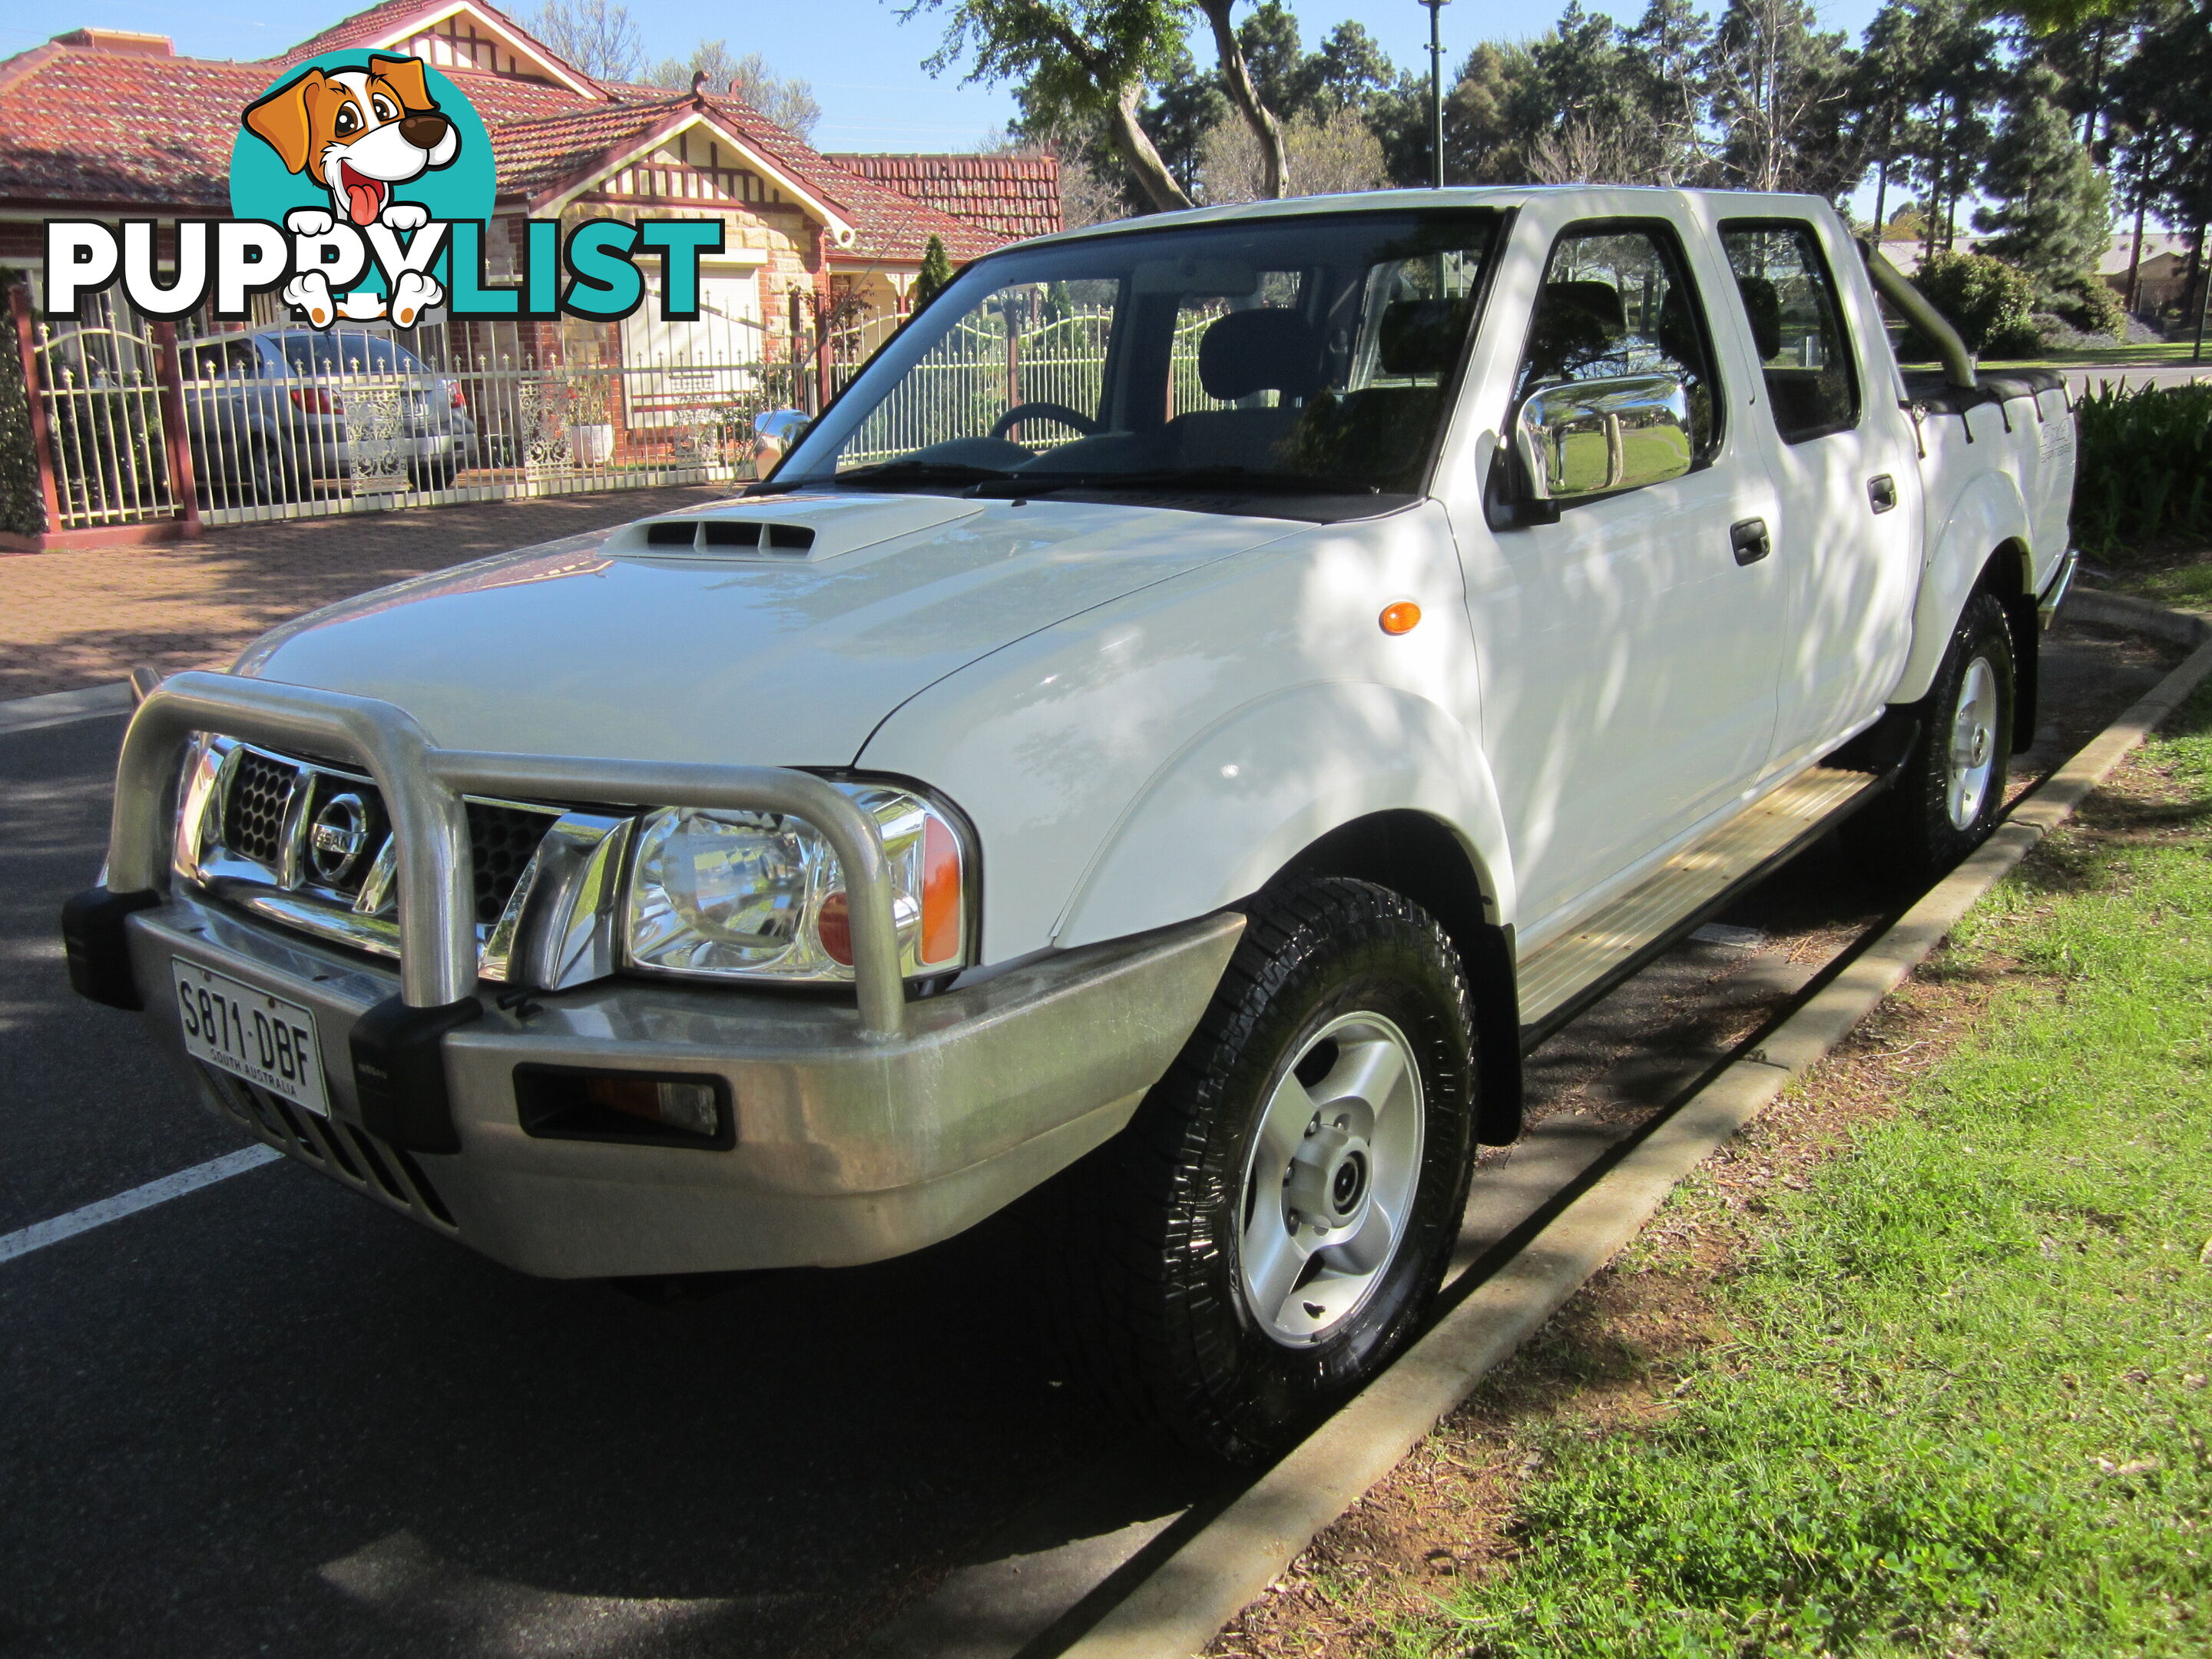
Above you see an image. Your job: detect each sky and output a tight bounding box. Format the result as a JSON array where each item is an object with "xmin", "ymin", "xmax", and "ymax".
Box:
[{"xmin": 0, "ymin": 0, "xmax": 1892, "ymax": 154}]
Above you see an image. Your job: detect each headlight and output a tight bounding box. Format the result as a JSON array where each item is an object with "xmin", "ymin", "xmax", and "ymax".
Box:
[{"xmin": 624, "ymin": 784, "xmax": 970, "ymax": 983}]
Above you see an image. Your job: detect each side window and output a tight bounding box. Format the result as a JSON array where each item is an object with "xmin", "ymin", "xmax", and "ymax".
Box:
[
  {"xmin": 1515, "ymin": 227, "xmax": 1721, "ymax": 461},
  {"xmin": 1719, "ymin": 222, "xmax": 1859, "ymax": 443}
]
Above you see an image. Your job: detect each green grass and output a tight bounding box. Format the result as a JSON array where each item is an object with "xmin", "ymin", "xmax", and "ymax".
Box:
[
  {"xmin": 2115, "ymin": 563, "xmax": 2212, "ymax": 611},
  {"xmin": 1419, "ymin": 688, "xmax": 2212, "ymax": 1658},
  {"xmin": 1980, "ymin": 342, "xmax": 2212, "ymax": 369}
]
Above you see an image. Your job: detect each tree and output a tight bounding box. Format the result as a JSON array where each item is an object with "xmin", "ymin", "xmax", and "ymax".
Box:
[
  {"xmin": 529, "ymin": 0, "xmax": 645, "ymax": 82},
  {"xmin": 915, "ymin": 235, "xmax": 957, "ymax": 305},
  {"xmin": 1890, "ymin": 0, "xmax": 2002, "ymax": 254},
  {"xmin": 904, "ymin": 0, "xmax": 1195, "ymax": 211},
  {"xmin": 1197, "ymin": 104, "xmax": 1386, "ymax": 200},
  {"xmin": 1975, "ymin": 60, "xmax": 2112, "ymax": 289},
  {"xmin": 1705, "ymin": 0, "xmax": 1858, "ymax": 194},
  {"xmin": 1141, "ymin": 43, "xmax": 1224, "ymax": 194},
  {"xmin": 1438, "ymin": 41, "xmax": 1539, "ymax": 184},
  {"xmin": 1621, "ymin": 0, "xmax": 1716, "ymax": 184},
  {"xmin": 646, "ymin": 43, "xmax": 823, "ymax": 139},
  {"xmin": 1297, "ymin": 22, "xmax": 1396, "ymax": 115},
  {"xmin": 1196, "ymin": 0, "xmax": 1291, "ymax": 197}
]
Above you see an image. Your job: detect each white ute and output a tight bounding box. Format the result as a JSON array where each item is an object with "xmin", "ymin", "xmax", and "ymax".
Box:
[{"xmin": 68, "ymin": 187, "xmax": 2077, "ymax": 1461}]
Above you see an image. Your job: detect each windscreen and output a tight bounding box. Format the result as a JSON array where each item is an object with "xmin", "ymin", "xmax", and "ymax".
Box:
[{"xmin": 777, "ymin": 208, "xmax": 1501, "ymax": 502}]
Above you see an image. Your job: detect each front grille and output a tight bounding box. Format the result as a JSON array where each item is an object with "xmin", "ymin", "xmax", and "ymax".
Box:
[
  {"xmin": 195, "ymin": 1064, "xmax": 458, "ymax": 1231},
  {"xmin": 467, "ymin": 801, "xmax": 553, "ymax": 924},
  {"xmin": 226, "ymin": 749, "xmax": 295, "ymax": 864},
  {"xmin": 216, "ymin": 746, "xmax": 561, "ymax": 928}
]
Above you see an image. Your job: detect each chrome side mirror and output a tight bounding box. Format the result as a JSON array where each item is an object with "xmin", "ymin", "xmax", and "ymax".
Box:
[
  {"xmin": 1512, "ymin": 373, "xmax": 1693, "ymax": 502},
  {"xmin": 753, "ymin": 409, "xmax": 811, "ymax": 445}
]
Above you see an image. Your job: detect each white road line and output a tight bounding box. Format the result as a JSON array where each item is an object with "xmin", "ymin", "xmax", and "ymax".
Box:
[{"xmin": 0, "ymin": 1146, "xmax": 282, "ymax": 1264}]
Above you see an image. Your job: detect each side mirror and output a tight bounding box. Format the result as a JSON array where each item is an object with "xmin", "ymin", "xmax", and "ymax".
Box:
[
  {"xmin": 753, "ymin": 409, "xmax": 810, "ymax": 445},
  {"xmin": 1511, "ymin": 373, "xmax": 1694, "ymax": 504}
]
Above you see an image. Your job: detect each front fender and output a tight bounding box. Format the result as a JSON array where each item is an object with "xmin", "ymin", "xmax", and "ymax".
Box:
[
  {"xmin": 1892, "ymin": 466, "xmax": 2031, "ymax": 705},
  {"xmin": 1055, "ymin": 681, "xmax": 1515, "ymax": 949}
]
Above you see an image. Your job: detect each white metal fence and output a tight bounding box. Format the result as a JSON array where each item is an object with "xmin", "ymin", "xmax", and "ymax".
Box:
[
  {"xmin": 21, "ymin": 288, "xmax": 818, "ymax": 532},
  {"xmin": 21, "ymin": 285, "xmax": 1231, "ymax": 534},
  {"xmin": 830, "ymin": 304, "xmax": 1220, "ymax": 469}
]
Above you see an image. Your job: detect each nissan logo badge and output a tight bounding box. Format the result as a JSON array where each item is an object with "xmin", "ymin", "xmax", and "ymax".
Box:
[{"xmin": 309, "ymin": 792, "xmax": 371, "ymax": 883}]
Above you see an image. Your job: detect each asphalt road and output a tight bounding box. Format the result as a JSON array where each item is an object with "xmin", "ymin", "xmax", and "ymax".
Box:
[{"xmin": 0, "ymin": 615, "xmax": 2181, "ymax": 1659}]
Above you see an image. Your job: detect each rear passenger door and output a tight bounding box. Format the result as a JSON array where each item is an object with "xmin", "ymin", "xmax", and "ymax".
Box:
[
  {"xmin": 1460, "ymin": 219, "xmax": 1789, "ymax": 932},
  {"xmin": 1717, "ymin": 218, "xmax": 1919, "ymax": 766}
]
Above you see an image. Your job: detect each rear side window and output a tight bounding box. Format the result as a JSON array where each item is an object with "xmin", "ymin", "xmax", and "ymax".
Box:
[
  {"xmin": 1720, "ymin": 223, "xmax": 1859, "ymax": 443},
  {"xmin": 1515, "ymin": 225, "xmax": 1722, "ymax": 461}
]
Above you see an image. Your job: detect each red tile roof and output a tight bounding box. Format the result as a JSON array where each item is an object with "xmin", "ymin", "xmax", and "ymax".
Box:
[
  {"xmin": 828, "ymin": 154, "xmax": 1061, "ymax": 245},
  {"xmin": 0, "ymin": 22, "xmax": 1057, "ymax": 264}
]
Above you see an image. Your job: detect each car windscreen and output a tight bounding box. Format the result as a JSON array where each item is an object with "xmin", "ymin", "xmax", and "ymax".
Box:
[
  {"xmin": 277, "ymin": 333, "xmax": 427, "ymax": 375},
  {"xmin": 776, "ymin": 207, "xmax": 1501, "ymax": 500}
]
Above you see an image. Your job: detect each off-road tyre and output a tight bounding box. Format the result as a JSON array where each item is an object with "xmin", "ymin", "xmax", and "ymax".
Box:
[
  {"xmin": 1856, "ymin": 588, "xmax": 2015, "ymax": 879},
  {"xmin": 1053, "ymin": 877, "xmax": 1477, "ymax": 1465}
]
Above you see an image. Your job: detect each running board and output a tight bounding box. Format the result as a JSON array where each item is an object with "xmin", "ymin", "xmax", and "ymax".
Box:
[{"xmin": 1516, "ymin": 765, "xmax": 1883, "ymax": 1048}]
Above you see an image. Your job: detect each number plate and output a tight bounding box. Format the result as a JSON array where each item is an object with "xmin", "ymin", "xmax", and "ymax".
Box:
[{"xmin": 171, "ymin": 959, "xmax": 330, "ymax": 1118}]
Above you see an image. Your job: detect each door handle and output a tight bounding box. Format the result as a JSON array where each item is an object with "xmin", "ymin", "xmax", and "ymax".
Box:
[
  {"xmin": 1868, "ymin": 474, "xmax": 1898, "ymax": 513},
  {"xmin": 1730, "ymin": 517, "xmax": 1770, "ymax": 566}
]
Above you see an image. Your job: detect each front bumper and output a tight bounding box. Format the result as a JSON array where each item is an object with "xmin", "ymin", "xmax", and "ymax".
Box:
[
  {"xmin": 132, "ymin": 892, "xmax": 1240, "ymax": 1277},
  {"xmin": 83, "ymin": 670, "xmax": 1241, "ymax": 1280}
]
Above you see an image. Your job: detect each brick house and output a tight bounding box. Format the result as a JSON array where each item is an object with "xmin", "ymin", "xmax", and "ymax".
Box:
[{"xmin": 0, "ymin": 1, "xmax": 1057, "ymax": 369}]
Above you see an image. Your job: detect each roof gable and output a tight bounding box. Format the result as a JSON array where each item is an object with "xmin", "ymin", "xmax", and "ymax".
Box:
[{"xmin": 267, "ymin": 0, "xmax": 603, "ymax": 99}]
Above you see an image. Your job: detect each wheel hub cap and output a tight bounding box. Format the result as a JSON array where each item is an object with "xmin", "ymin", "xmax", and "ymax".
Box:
[
  {"xmin": 1237, "ymin": 1012, "xmax": 1425, "ymax": 1346},
  {"xmin": 1945, "ymin": 655, "xmax": 2000, "ymax": 831}
]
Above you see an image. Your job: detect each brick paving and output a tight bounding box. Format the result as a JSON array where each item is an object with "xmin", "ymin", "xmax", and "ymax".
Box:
[{"xmin": 0, "ymin": 485, "xmax": 728, "ymax": 702}]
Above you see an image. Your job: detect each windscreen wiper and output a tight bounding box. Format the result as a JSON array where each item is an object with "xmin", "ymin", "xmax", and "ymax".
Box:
[
  {"xmin": 972, "ymin": 466, "xmax": 1383, "ymax": 499},
  {"xmin": 743, "ymin": 459, "xmax": 1022, "ymax": 496}
]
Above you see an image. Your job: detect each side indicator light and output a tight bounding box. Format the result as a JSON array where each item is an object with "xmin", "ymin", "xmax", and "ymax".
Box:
[{"xmin": 1379, "ymin": 601, "xmax": 1422, "ymax": 635}]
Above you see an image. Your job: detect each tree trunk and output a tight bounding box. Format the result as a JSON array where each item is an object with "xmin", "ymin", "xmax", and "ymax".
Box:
[
  {"xmin": 1197, "ymin": 0, "xmax": 1290, "ymax": 199},
  {"xmin": 1108, "ymin": 84, "xmax": 1195, "ymax": 214},
  {"xmin": 2124, "ymin": 186, "xmax": 2147, "ymax": 317},
  {"xmin": 1873, "ymin": 155, "xmax": 1889, "ymax": 236}
]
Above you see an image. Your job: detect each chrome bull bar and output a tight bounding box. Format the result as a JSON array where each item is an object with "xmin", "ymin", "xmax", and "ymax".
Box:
[{"xmin": 108, "ymin": 671, "xmax": 909, "ymax": 1039}]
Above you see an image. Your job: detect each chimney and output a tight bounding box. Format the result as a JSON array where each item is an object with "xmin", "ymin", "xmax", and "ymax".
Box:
[{"xmin": 53, "ymin": 28, "xmax": 174, "ymax": 55}]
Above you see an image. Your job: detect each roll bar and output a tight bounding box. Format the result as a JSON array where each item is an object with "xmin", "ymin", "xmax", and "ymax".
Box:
[{"xmin": 1859, "ymin": 238, "xmax": 1977, "ymax": 391}]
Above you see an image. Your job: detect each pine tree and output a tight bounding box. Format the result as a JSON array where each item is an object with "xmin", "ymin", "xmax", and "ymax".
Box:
[
  {"xmin": 1975, "ymin": 60, "xmax": 2112, "ymax": 289},
  {"xmin": 916, "ymin": 237, "xmax": 957, "ymax": 308}
]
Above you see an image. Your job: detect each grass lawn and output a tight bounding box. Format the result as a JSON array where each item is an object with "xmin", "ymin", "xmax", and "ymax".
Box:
[
  {"xmin": 1402, "ymin": 689, "xmax": 2212, "ymax": 1657},
  {"xmin": 1981, "ymin": 342, "xmax": 2211, "ymax": 371}
]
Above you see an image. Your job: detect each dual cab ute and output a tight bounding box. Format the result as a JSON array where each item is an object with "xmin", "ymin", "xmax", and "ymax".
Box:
[{"xmin": 67, "ymin": 187, "xmax": 2077, "ymax": 1461}]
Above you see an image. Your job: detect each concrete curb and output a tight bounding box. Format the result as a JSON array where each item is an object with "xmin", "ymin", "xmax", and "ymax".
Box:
[
  {"xmin": 0, "ymin": 680, "xmax": 131, "ymax": 737},
  {"xmin": 1056, "ymin": 619, "xmax": 2212, "ymax": 1659}
]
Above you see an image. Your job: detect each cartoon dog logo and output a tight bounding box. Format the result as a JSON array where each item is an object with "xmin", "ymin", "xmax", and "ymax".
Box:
[{"xmin": 243, "ymin": 55, "xmax": 456, "ymax": 327}]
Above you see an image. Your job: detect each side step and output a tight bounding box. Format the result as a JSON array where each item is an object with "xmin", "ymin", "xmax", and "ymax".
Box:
[{"xmin": 1516, "ymin": 765, "xmax": 1883, "ymax": 1047}]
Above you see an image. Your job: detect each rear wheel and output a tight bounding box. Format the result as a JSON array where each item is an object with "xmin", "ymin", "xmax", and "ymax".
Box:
[
  {"xmin": 1857, "ymin": 588, "xmax": 2015, "ymax": 877},
  {"xmin": 1055, "ymin": 878, "xmax": 1476, "ymax": 1463}
]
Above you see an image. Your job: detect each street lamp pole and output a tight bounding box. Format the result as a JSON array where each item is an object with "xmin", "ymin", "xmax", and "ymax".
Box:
[{"xmin": 1419, "ymin": 0, "xmax": 1448, "ymax": 189}]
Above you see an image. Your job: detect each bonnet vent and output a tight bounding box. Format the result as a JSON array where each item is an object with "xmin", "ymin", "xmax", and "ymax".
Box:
[{"xmin": 641, "ymin": 521, "xmax": 816, "ymax": 555}]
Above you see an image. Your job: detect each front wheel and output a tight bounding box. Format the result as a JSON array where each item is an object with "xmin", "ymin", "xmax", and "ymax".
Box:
[
  {"xmin": 1055, "ymin": 878, "xmax": 1477, "ymax": 1463},
  {"xmin": 1857, "ymin": 588, "xmax": 2016, "ymax": 877}
]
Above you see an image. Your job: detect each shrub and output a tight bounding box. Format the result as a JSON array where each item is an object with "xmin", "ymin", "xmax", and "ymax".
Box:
[
  {"xmin": 2051, "ymin": 273, "xmax": 2128, "ymax": 338},
  {"xmin": 1984, "ymin": 316, "xmax": 2050, "ymax": 359},
  {"xmin": 2071, "ymin": 382, "xmax": 2212, "ymax": 555},
  {"xmin": 1903, "ymin": 250, "xmax": 2038, "ymax": 356}
]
